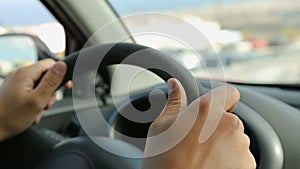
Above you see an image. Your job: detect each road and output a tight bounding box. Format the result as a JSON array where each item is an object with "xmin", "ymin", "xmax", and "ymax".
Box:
[{"xmin": 195, "ymin": 46, "xmax": 300, "ymax": 84}]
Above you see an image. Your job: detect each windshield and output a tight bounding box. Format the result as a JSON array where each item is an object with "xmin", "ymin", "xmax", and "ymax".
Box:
[{"xmin": 108, "ymin": 0, "xmax": 300, "ymax": 85}]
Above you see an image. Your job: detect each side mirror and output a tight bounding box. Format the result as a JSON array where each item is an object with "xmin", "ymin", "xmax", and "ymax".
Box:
[{"xmin": 0, "ymin": 33, "xmax": 59, "ymax": 77}]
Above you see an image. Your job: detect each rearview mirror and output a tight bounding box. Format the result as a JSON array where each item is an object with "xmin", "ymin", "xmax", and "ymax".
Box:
[
  {"xmin": 0, "ymin": 34, "xmax": 37, "ymax": 77},
  {"xmin": 0, "ymin": 34, "xmax": 59, "ymax": 77}
]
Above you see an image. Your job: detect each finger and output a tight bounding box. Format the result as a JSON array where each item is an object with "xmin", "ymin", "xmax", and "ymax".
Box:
[
  {"xmin": 25, "ymin": 59, "xmax": 56, "ymax": 82},
  {"xmin": 202, "ymin": 86, "xmax": 240, "ymax": 113},
  {"xmin": 162, "ymin": 78, "xmax": 187, "ymax": 115},
  {"xmin": 6, "ymin": 70, "xmax": 17, "ymax": 78},
  {"xmin": 239, "ymin": 118, "xmax": 245, "ymax": 132},
  {"xmin": 154, "ymin": 78, "xmax": 187, "ymax": 125},
  {"xmin": 32, "ymin": 62, "xmax": 67, "ymax": 106},
  {"xmin": 44, "ymin": 95, "xmax": 56, "ymax": 110},
  {"xmin": 198, "ymin": 86, "xmax": 240, "ymax": 143},
  {"xmin": 224, "ymin": 86, "xmax": 240, "ymax": 112},
  {"xmin": 33, "ymin": 111, "xmax": 44, "ymax": 125},
  {"xmin": 64, "ymin": 81, "xmax": 72, "ymax": 89}
]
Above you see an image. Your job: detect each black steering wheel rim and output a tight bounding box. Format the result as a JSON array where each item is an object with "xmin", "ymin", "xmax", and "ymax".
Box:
[{"xmin": 62, "ymin": 43, "xmax": 204, "ymax": 103}]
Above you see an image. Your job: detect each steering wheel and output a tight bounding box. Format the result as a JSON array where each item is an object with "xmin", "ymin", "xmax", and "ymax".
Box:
[
  {"xmin": 35, "ymin": 43, "xmax": 282, "ymax": 168},
  {"xmin": 35, "ymin": 43, "xmax": 201, "ymax": 168}
]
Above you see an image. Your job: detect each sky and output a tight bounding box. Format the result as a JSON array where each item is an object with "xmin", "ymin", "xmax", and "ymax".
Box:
[
  {"xmin": 0, "ymin": 0, "xmax": 55, "ymax": 26},
  {"xmin": 0, "ymin": 0, "xmax": 263, "ymax": 26},
  {"xmin": 108, "ymin": 0, "xmax": 261, "ymax": 15}
]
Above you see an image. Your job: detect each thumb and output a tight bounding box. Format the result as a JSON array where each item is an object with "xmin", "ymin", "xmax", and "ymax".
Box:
[
  {"xmin": 160, "ymin": 78, "xmax": 187, "ymax": 117},
  {"xmin": 33, "ymin": 62, "xmax": 67, "ymax": 105}
]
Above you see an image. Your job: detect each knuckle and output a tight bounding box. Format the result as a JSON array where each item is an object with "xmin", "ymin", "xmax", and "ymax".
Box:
[
  {"xmin": 151, "ymin": 119, "xmax": 162, "ymax": 129},
  {"xmin": 246, "ymin": 151, "xmax": 257, "ymax": 169},
  {"xmin": 15, "ymin": 68, "xmax": 26, "ymax": 76},
  {"xmin": 14, "ymin": 69, "xmax": 28, "ymax": 81},
  {"xmin": 150, "ymin": 115, "xmax": 175, "ymax": 133},
  {"xmin": 44, "ymin": 76, "xmax": 59, "ymax": 88},
  {"xmin": 199, "ymin": 97, "xmax": 211, "ymax": 114},
  {"xmin": 240, "ymin": 120, "xmax": 245, "ymax": 132},
  {"xmin": 234, "ymin": 139, "xmax": 255, "ymax": 169},
  {"xmin": 244, "ymin": 134, "xmax": 251, "ymax": 148},
  {"xmin": 227, "ymin": 86, "xmax": 240, "ymax": 101},
  {"xmin": 27, "ymin": 96, "xmax": 44, "ymax": 110},
  {"xmin": 44, "ymin": 58, "xmax": 55, "ymax": 63},
  {"xmin": 224, "ymin": 113, "xmax": 241, "ymax": 130},
  {"xmin": 166, "ymin": 100, "xmax": 181, "ymax": 111},
  {"xmin": 38, "ymin": 58, "xmax": 56, "ymax": 67},
  {"xmin": 7, "ymin": 70, "xmax": 17, "ymax": 77},
  {"xmin": 252, "ymin": 159, "xmax": 257, "ymax": 169}
]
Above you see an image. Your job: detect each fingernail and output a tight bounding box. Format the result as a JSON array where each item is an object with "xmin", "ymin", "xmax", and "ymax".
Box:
[
  {"xmin": 167, "ymin": 78, "xmax": 176, "ymax": 92},
  {"xmin": 52, "ymin": 62, "xmax": 65, "ymax": 75}
]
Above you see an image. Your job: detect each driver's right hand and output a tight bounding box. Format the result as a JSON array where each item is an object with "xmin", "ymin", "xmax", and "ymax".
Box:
[{"xmin": 143, "ymin": 78, "xmax": 256, "ymax": 169}]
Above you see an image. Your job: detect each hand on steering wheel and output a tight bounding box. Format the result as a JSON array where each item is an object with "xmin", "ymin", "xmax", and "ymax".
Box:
[
  {"xmin": 0, "ymin": 59, "xmax": 67, "ymax": 141},
  {"xmin": 143, "ymin": 78, "xmax": 256, "ymax": 169}
]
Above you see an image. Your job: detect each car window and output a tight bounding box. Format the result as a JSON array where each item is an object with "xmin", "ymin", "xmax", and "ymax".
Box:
[
  {"xmin": 0, "ymin": 0, "xmax": 66, "ymax": 99},
  {"xmin": 108, "ymin": 0, "xmax": 300, "ymax": 85},
  {"xmin": 0, "ymin": 0, "xmax": 65, "ymax": 56}
]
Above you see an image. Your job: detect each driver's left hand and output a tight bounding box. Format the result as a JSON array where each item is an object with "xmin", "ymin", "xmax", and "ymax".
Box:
[{"xmin": 0, "ymin": 59, "xmax": 67, "ymax": 141}]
